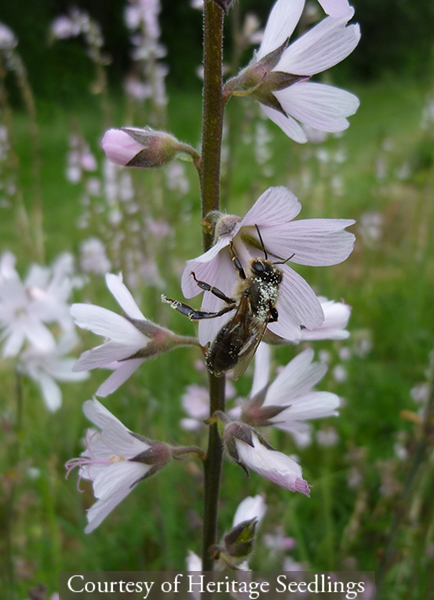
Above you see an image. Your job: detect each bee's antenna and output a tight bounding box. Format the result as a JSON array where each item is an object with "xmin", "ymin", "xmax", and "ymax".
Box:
[
  {"xmin": 273, "ymin": 252, "xmax": 295, "ymax": 265},
  {"xmin": 255, "ymin": 224, "xmax": 268, "ymax": 260}
]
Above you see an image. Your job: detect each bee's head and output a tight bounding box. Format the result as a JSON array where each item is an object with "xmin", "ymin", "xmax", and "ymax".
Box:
[{"xmin": 250, "ymin": 258, "xmax": 283, "ymax": 284}]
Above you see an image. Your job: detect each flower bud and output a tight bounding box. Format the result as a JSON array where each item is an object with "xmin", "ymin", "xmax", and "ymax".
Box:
[
  {"xmin": 223, "ymin": 517, "xmax": 258, "ymax": 559},
  {"xmin": 102, "ymin": 127, "xmax": 196, "ymax": 168},
  {"xmin": 219, "ymin": 417, "xmax": 311, "ymax": 496},
  {"xmin": 212, "ymin": 0, "xmax": 235, "ymax": 14}
]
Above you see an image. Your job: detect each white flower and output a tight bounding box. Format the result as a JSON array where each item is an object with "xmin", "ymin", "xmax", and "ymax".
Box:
[
  {"xmin": 229, "ymin": 0, "xmax": 360, "ymax": 142},
  {"xmin": 79, "ymin": 237, "xmax": 112, "ymax": 275},
  {"xmin": 181, "ymin": 187, "xmax": 355, "ymax": 346},
  {"xmin": 301, "ymin": 298, "xmax": 351, "ymax": 340},
  {"xmin": 233, "ymin": 431, "xmax": 311, "ymax": 496},
  {"xmin": 0, "ymin": 253, "xmax": 77, "ymax": 359},
  {"xmin": 186, "ymin": 549, "xmax": 202, "ymax": 572},
  {"xmin": 232, "ymin": 494, "xmax": 267, "ymax": 528},
  {"xmin": 65, "ymin": 398, "xmax": 172, "ymax": 533},
  {"xmin": 18, "ymin": 333, "xmax": 88, "ymax": 412},
  {"xmin": 71, "ymin": 273, "xmax": 156, "ymax": 396},
  {"xmin": 242, "ymin": 344, "xmax": 340, "ymax": 443}
]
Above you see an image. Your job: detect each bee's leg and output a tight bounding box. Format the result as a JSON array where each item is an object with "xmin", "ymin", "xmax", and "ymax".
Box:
[
  {"xmin": 269, "ymin": 303, "xmax": 278, "ymax": 323},
  {"xmin": 162, "ymin": 295, "xmax": 236, "ymax": 321},
  {"xmin": 190, "ymin": 272, "xmax": 236, "ymax": 304},
  {"xmin": 229, "ymin": 241, "xmax": 246, "ymax": 280}
]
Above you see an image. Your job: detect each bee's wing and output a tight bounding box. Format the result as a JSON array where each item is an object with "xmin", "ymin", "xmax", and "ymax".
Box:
[{"xmin": 232, "ymin": 317, "xmax": 268, "ymax": 381}]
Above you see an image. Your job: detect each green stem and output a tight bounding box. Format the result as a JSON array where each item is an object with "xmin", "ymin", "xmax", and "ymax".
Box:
[
  {"xmin": 202, "ymin": 374, "xmax": 226, "ymax": 571},
  {"xmin": 200, "ymin": 0, "xmax": 225, "ymax": 239},
  {"xmin": 200, "ymin": 0, "xmax": 226, "ymax": 571}
]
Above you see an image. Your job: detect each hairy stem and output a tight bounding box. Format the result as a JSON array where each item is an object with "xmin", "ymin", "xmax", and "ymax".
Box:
[
  {"xmin": 200, "ymin": 0, "xmax": 226, "ymax": 571},
  {"xmin": 200, "ymin": 0, "xmax": 225, "ymax": 237},
  {"xmin": 202, "ymin": 373, "xmax": 226, "ymax": 571}
]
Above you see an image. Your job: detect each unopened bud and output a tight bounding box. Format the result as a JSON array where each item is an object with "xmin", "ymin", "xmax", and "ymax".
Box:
[
  {"xmin": 221, "ymin": 419, "xmax": 311, "ymax": 496},
  {"xmin": 223, "ymin": 518, "xmax": 257, "ymax": 559},
  {"xmin": 102, "ymin": 127, "xmax": 199, "ymax": 168},
  {"xmin": 212, "ymin": 0, "xmax": 235, "ymax": 14}
]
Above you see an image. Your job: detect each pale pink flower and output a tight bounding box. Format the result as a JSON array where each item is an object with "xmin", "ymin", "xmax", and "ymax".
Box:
[
  {"xmin": 102, "ymin": 127, "xmax": 194, "ymax": 169},
  {"xmin": 50, "ymin": 15, "xmax": 81, "ymax": 39},
  {"xmin": 180, "ymin": 384, "xmax": 209, "ymax": 431},
  {"xmin": 79, "ymin": 238, "xmax": 112, "ymax": 275},
  {"xmin": 25, "ymin": 253, "xmax": 76, "ymax": 333},
  {"xmin": 233, "ymin": 0, "xmax": 360, "ymax": 142},
  {"xmin": 0, "ymin": 253, "xmax": 75, "ymax": 357},
  {"xmin": 299, "ymin": 297, "xmax": 351, "ymax": 341},
  {"xmin": 181, "ymin": 186, "xmax": 355, "ymax": 345},
  {"xmin": 72, "ymin": 273, "xmax": 177, "ymax": 396},
  {"xmin": 232, "ymin": 430, "xmax": 311, "ymax": 496},
  {"xmin": 19, "ymin": 333, "xmax": 88, "ymax": 412},
  {"xmin": 102, "ymin": 129, "xmax": 148, "ymax": 166},
  {"xmin": 316, "ymin": 426, "xmax": 339, "ymax": 446},
  {"xmin": 264, "ymin": 528, "xmax": 296, "ymax": 552},
  {"xmin": 66, "ymin": 398, "xmax": 172, "ymax": 533},
  {"xmin": 242, "ymin": 344, "xmax": 339, "ymax": 443}
]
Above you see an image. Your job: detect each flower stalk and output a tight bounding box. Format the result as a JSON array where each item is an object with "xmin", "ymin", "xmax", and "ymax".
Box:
[{"xmin": 200, "ymin": 1, "xmax": 226, "ymax": 570}]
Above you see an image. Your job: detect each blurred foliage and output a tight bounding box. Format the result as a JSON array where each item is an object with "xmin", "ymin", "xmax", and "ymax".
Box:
[{"xmin": 1, "ymin": 0, "xmax": 434, "ymax": 105}]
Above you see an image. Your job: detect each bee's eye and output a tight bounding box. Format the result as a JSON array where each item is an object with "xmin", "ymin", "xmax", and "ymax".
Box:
[{"xmin": 251, "ymin": 260, "xmax": 265, "ymax": 274}]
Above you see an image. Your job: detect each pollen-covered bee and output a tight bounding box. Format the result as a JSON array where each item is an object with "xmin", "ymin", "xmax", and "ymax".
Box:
[{"xmin": 163, "ymin": 226, "xmax": 288, "ymax": 380}]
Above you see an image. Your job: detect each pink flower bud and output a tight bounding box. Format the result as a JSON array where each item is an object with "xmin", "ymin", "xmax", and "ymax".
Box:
[{"xmin": 102, "ymin": 127, "xmax": 187, "ymax": 169}]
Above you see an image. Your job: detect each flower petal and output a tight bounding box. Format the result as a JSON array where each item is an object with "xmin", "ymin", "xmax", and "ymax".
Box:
[
  {"xmin": 258, "ymin": 0, "xmax": 305, "ymax": 59},
  {"xmin": 73, "ymin": 341, "xmax": 143, "ymax": 371},
  {"xmin": 261, "ymin": 218, "xmax": 356, "ymax": 266},
  {"xmin": 85, "ymin": 461, "xmax": 147, "ymax": 533},
  {"xmin": 181, "ymin": 237, "xmax": 229, "ymax": 298},
  {"xmin": 232, "ymin": 495, "xmax": 267, "ymax": 527},
  {"xmin": 265, "ymin": 348, "xmax": 327, "ymax": 405},
  {"xmin": 37, "ymin": 372, "xmax": 62, "ymax": 412},
  {"xmin": 260, "ymin": 104, "xmax": 308, "ymax": 143},
  {"xmin": 240, "ymin": 186, "xmax": 301, "ymax": 227},
  {"xmin": 105, "ymin": 273, "xmax": 146, "ymax": 320},
  {"xmin": 268, "ymin": 265, "xmax": 324, "ymax": 339},
  {"xmin": 318, "ymin": 0, "xmax": 354, "ymax": 19},
  {"xmin": 277, "ymin": 18, "xmax": 360, "ymax": 75},
  {"xmin": 251, "ymin": 343, "xmax": 271, "ymax": 397},
  {"xmin": 275, "ymin": 82, "xmax": 360, "ymax": 132},
  {"xmin": 301, "ymin": 299, "xmax": 351, "ymax": 340},
  {"xmin": 83, "ymin": 398, "xmax": 126, "ymax": 430},
  {"xmin": 235, "ymin": 434, "xmax": 310, "ymax": 496},
  {"xmin": 71, "ymin": 304, "xmax": 149, "ymax": 346},
  {"xmin": 92, "ymin": 460, "xmax": 149, "ymax": 500},
  {"xmin": 274, "ymin": 391, "xmax": 340, "ymax": 421},
  {"xmin": 100, "ymin": 419, "xmax": 149, "ymax": 457},
  {"xmin": 95, "ymin": 358, "xmax": 144, "ymax": 396},
  {"xmin": 1, "ymin": 328, "xmax": 26, "ymax": 357}
]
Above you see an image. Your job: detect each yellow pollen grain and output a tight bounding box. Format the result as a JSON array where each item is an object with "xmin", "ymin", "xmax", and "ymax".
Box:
[{"xmin": 109, "ymin": 454, "xmax": 126, "ymax": 463}]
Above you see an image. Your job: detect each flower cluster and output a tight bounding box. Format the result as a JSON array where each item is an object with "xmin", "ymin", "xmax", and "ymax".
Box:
[{"xmin": 65, "ymin": 0, "xmax": 359, "ymax": 565}]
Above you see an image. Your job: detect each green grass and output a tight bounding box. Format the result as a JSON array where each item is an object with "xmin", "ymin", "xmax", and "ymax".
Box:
[{"xmin": 1, "ymin": 77, "xmax": 434, "ymax": 599}]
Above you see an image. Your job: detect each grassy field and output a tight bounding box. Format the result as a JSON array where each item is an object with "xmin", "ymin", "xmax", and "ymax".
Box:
[{"xmin": 1, "ymin": 74, "xmax": 434, "ymax": 600}]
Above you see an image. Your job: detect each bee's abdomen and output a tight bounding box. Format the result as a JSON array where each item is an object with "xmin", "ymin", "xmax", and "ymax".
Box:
[{"xmin": 206, "ymin": 325, "xmax": 245, "ymax": 377}]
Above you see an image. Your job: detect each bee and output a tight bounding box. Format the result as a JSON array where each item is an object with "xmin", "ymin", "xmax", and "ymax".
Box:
[{"xmin": 163, "ymin": 225, "xmax": 289, "ymax": 380}]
